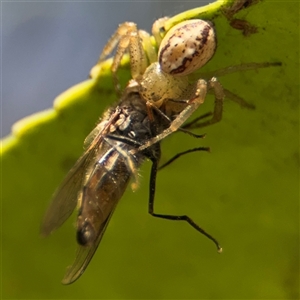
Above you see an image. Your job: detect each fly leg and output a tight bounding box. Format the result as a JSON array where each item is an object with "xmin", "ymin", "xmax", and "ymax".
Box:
[
  {"xmin": 158, "ymin": 147, "xmax": 210, "ymax": 170},
  {"xmin": 148, "ymin": 153, "xmax": 222, "ymax": 252}
]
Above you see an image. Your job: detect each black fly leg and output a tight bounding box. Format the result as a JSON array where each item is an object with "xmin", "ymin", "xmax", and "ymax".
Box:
[
  {"xmin": 182, "ymin": 112, "xmax": 213, "ymax": 130},
  {"xmin": 148, "ymin": 152, "xmax": 222, "ymax": 253},
  {"xmin": 158, "ymin": 147, "xmax": 210, "ymax": 170}
]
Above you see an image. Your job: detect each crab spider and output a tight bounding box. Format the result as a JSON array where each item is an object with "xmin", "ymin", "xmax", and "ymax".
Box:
[{"xmin": 91, "ymin": 17, "xmax": 280, "ymax": 152}]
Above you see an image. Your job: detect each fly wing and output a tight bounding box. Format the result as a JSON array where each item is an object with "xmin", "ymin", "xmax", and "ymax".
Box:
[
  {"xmin": 61, "ymin": 147, "xmax": 131, "ymax": 284},
  {"xmin": 40, "ymin": 143, "xmax": 100, "ymax": 236},
  {"xmin": 61, "ymin": 204, "xmax": 118, "ymax": 285},
  {"xmin": 40, "ymin": 116, "xmax": 114, "ymax": 236}
]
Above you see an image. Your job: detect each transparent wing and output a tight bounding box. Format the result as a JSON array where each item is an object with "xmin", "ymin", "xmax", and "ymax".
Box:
[
  {"xmin": 61, "ymin": 205, "xmax": 118, "ymax": 285},
  {"xmin": 40, "ymin": 116, "xmax": 114, "ymax": 237},
  {"xmin": 61, "ymin": 147, "xmax": 132, "ymax": 284},
  {"xmin": 40, "ymin": 144, "xmax": 100, "ymax": 236},
  {"xmin": 40, "ymin": 108, "xmax": 122, "ymax": 236}
]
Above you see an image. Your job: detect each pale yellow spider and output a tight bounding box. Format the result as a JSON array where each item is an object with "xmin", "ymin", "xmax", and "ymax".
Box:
[{"xmin": 91, "ymin": 15, "xmax": 280, "ymax": 152}]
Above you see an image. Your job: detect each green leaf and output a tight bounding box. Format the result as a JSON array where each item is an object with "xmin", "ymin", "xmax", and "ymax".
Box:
[{"xmin": 2, "ymin": 0, "xmax": 299, "ymax": 298}]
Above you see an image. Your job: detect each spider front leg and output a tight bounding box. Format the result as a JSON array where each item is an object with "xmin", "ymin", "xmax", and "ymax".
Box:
[
  {"xmin": 135, "ymin": 77, "xmax": 224, "ymax": 152},
  {"xmin": 183, "ymin": 77, "xmax": 225, "ymax": 130},
  {"xmin": 90, "ymin": 22, "xmax": 155, "ymax": 92}
]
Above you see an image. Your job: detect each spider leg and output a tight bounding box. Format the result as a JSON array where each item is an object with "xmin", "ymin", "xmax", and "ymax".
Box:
[
  {"xmin": 145, "ymin": 100, "xmax": 206, "ymax": 139},
  {"xmin": 138, "ymin": 30, "xmax": 157, "ymax": 64},
  {"xmin": 181, "ymin": 77, "xmax": 225, "ymax": 130},
  {"xmin": 98, "ymin": 22, "xmax": 147, "ymax": 75},
  {"xmin": 199, "ymin": 62, "xmax": 281, "ymax": 79},
  {"xmin": 151, "ymin": 17, "xmax": 169, "ymax": 46},
  {"xmin": 135, "ymin": 76, "xmax": 225, "ymax": 152},
  {"xmin": 133, "ymin": 78, "xmax": 209, "ymax": 153},
  {"xmin": 222, "ymin": 88, "xmax": 255, "ymax": 109},
  {"xmin": 91, "ymin": 22, "xmax": 150, "ymax": 93}
]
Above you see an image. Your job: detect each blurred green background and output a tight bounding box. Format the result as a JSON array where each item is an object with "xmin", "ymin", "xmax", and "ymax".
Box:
[{"xmin": 2, "ymin": 0, "xmax": 299, "ymax": 299}]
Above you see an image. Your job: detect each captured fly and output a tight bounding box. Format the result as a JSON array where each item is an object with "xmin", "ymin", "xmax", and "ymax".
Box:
[
  {"xmin": 41, "ymin": 82, "xmax": 221, "ymax": 285},
  {"xmin": 41, "ymin": 85, "xmax": 158, "ymax": 284}
]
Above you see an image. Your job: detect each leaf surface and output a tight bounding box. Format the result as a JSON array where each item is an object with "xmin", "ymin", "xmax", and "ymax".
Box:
[{"xmin": 2, "ymin": 0, "xmax": 299, "ymax": 298}]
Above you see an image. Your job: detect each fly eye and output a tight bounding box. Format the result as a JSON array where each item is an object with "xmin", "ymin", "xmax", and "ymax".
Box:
[{"xmin": 76, "ymin": 221, "xmax": 95, "ymax": 246}]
